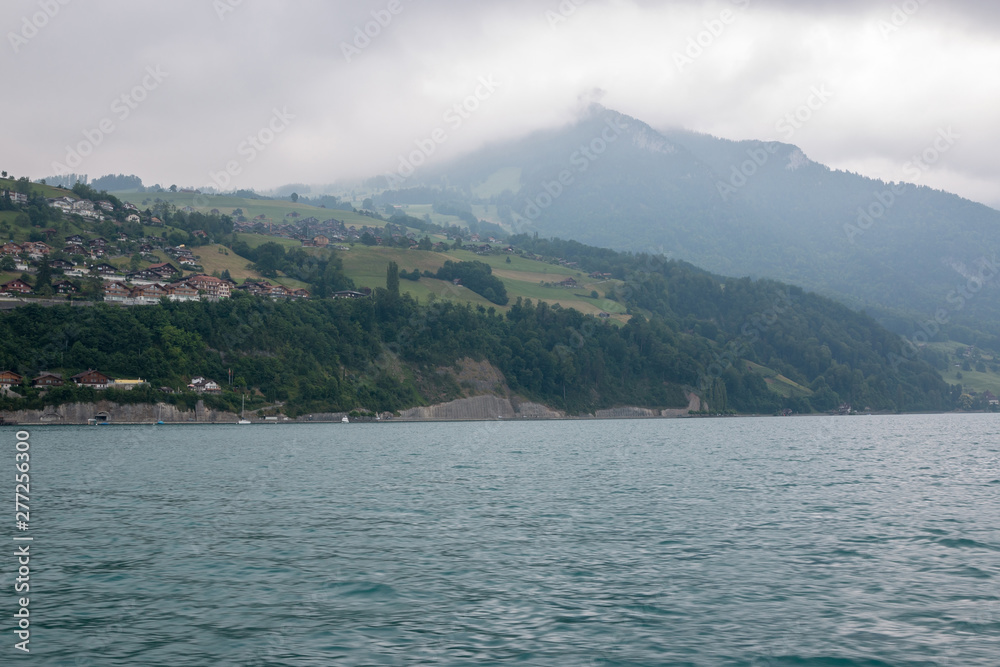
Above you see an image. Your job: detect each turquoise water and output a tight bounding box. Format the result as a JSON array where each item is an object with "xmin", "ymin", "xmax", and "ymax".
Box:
[{"xmin": 8, "ymin": 414, "xmax": 1000, "ymax": 665}]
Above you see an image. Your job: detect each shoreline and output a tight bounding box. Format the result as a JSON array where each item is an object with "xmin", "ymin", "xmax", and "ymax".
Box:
[
  {"xmin": 1, "ymin": 393, "xmax": 987, "ymax": 427},
  {"xmin": 0, "ymin": 410, "xmax": 982, "ymax": 427}
]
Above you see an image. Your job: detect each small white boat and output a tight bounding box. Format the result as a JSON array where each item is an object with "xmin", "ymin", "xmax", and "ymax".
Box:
[
  {"xmin": 238, "ymin": 395, "xmax": 251, "ymax": 424},
  {"xmin": 342, "ymin": 416, "xmax": 349, "ymax": 423}
]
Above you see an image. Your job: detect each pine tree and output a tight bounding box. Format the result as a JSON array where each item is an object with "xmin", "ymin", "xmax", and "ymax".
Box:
[{"xmin": 386, "ymin": 261, "xmax": 399, "ymax": 297}]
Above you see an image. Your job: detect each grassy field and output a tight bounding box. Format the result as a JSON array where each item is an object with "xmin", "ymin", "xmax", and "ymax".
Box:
[
  {"xmin": 923, "ymin": 341, "xmax": 1000, "ymax": 394},
  {"xmin": 471, "ymin": 204, "xmax": 505, "ymax": 225},
  {"xmin": 470, "ymin": 167, "xmax": 522, "ymax": 198},
  {"xmin": 339, "ymin": 246, "xmax": 446, "ymax": 280},
  {"xmin": 234, "ymin": 233, "xmax": 304, "ymax": 251},
  {"xmin": 189, "ymin": 243, "xmax": 308, "ymax": 288},
  {"xmin": 940, "ymin": 367, "xmax": 1000, "ymax": 394},
  {"xmin": 1, "ymin": 211, "xmax": 21, "ymax": 237},
  {"xmin": 334, "ymin": 243, "xmax": 627, "ymax": 316},
  {"xmin": 188, "ymin": 245, "xmax": 256, "ymax": 281},
  {"xmin": 1, "ymin": 177, "xmax": 76, "ymax": 200},
  {"xmin": 746, "ymin": 361, "xmax": 813, "ymax": 398},
  {"xmin": 393, "ymin": 204, "xmax": 465, "ymax": 228},
  {"xmin": 1, "ymin": 213, "xmax": 107, "ymax": 246},
  {"xmin": 390, "ymin": 203, "xmax": 506, "ymax": 229}
]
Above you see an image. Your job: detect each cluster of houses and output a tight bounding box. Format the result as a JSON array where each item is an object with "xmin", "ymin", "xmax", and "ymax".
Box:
[
  {"xmin": 234, "ymin": 280, "xmax": 310, "ymax": 299},
  {"xmin": 101, "ymin": 272, "xmax": 293, "ymax": 304},
  {"xmin": 536, "ymin": 276, "xmax": 582, "ymax": 289},
  {"xmin": 164, "ymin": 245, "xmax": 200, "ymax": 269},
  {"xmin": 1, "ymin": 189, "xmax": 28, "ymax": 206},
  {"xmin": 102, "ymin": 280, "xmax": 199, "ymax": 304},
  {"xmin": 2, "ymin": 240, "xmax": 53, "ymax": 268},
  {"xmin": 1, "ymin": 234, "xmax": 130, "ymax": 268},
  {"xmin": 0, "ymin": 250, "xmax": 312, "ymax": 302},
  {"xmin": 263, "ymin": 217, "xmax": 406, "ymax": 247},
  {"xmin": 0, "ymin": 369, "xmax": 146, "ymax": 391},
  {"xmin": 0, "ymin": 224, "xmax": 308, "ymax": 302},
  {"xmin": 2, "ymin": 235, "xmax": 370, "ymax": 302},
  {"xmin": 0, "ymin": 369, "xmax": 261, "ymax": 398},
  {"xmin": 47, "ymin": 196, "xmax": 115, "ymax": 221},
  {"xmin": 0, "ymin": 370, "xmax": 248, "ymax": 397},
  {"xmin": 188, "ymin": 377, "xmax": 222, "ymax": 393},
  {"xmin": 101, "ymin": 272, "xmax": 316, "ymax": 304}
]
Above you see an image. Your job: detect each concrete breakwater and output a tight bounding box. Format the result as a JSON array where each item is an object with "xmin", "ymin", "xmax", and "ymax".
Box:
[
  {"xmin": 595, "ymin": 392, "xmax": 705, "ymax": 419},
  {"xmin": 1, "ymin": 400, "xmax": 236, "ymax": 425}
]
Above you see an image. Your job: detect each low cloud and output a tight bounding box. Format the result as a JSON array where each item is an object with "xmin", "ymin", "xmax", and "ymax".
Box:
[{"xmin": 1, "ymin": 0, "xmax": 997, "ymax": 208}]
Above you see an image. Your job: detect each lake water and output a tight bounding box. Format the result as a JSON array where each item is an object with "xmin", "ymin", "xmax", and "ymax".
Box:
[{"xmin": 8, "ymin": 414, "xmax": 1000, "ymax": 665}]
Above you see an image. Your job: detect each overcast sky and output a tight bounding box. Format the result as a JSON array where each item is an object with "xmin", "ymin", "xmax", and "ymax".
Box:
[{"xmin": 3, "ymin": 0, "xmax": 998, "ymax": 207}]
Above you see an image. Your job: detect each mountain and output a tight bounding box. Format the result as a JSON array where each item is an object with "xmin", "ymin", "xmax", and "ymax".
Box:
[
  {"xmin": 0, "ymin": 173, "xmax": 971, "ymax": 416},
  {"xmin": 409, "ymin": 106, "xmax": 1000, "ymax": 344}
]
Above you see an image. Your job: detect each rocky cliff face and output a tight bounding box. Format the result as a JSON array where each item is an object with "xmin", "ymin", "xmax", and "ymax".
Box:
[
  {"xmin": 394, "ymin": 392, "xmax": 703, "ymax": 421},
  {"xmin": 397, "ymin": 395, "xmax": 565, "ymax": 421}
]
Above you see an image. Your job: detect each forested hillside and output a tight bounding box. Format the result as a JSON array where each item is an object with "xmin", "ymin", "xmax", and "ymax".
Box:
[{"xmin": 0, "ymin": 240, "xmax": 958, "ymax": 416}]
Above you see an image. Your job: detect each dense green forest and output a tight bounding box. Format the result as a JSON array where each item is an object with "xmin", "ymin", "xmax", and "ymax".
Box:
[
  {"xmin": 430, "ymin": 260, "xmax": 508, "ymax": 305},
  {"xmin": 510, "ymin": 235, "xmax": 958, "ymax": 412},
  {"xmin": 0, "ymin": 238, "xmax": 958, "ymax": 416}
]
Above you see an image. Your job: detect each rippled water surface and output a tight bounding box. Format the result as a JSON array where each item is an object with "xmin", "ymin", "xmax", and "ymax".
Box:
[{"xmin": 11, "ymin": 414, "xmax": 1000, "ymax": 665}]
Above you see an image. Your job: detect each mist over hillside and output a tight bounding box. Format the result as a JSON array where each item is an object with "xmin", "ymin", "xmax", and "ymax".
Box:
[{"xmin": 405, "ymin": 106, "xmax": 1000, "ymax": 341}]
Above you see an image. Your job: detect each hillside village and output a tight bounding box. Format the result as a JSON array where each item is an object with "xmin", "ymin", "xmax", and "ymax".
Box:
[
  {"xmin": 2, "ymin": 183, "xmax": 335, "ymax": 303},
  {"xmin": 1, "ymin": 180, "xmax": 584, "ymax": 306}
]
